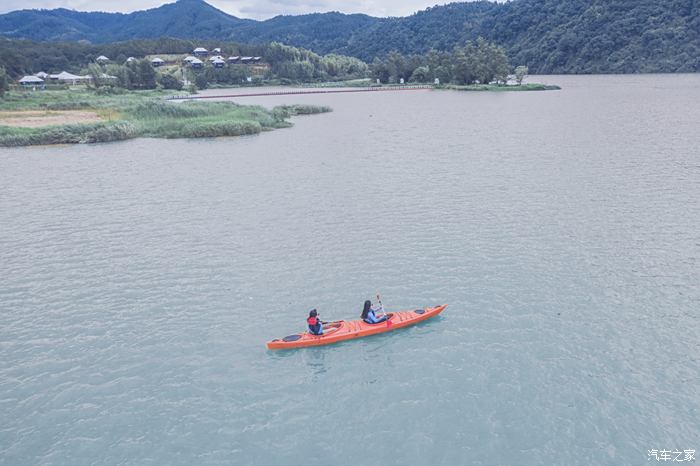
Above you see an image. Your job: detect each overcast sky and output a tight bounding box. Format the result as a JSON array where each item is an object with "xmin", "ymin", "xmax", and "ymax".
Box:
[{"xmin": 0, "ymin": 0, "xmax": 459, "ymax": 19}]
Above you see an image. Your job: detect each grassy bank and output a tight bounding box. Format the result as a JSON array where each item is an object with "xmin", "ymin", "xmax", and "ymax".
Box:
[
  {"xmin": 0, "ymin": 89, "xmax": 331, "ymax": 147},
  {"xmin": 439, "ymin": 83, "xmax": 561, "ymax": 91}
]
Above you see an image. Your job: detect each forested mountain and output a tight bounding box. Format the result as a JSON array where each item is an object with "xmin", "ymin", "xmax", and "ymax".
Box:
[
  {"xmin": 1, "ymin": 0, "xmax": 699, "ymax": 73},
  {"xmin": 0, "ymin": 0, "xmax": 251, "ymax": 43}
]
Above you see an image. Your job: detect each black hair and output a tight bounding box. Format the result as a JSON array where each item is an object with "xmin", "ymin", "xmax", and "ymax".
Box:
[
  {"xmin": 309, "ymin": 309, "xmax": 317, "ymax": 317},
  {"xmin": 361, "ymin": 300, "xmax": 372, "ymax": 319}
]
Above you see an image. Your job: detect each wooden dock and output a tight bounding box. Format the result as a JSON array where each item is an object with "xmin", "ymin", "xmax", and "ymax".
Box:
[{"xmin": 167, "ymin": 85, "xmax": 434, "ymax": 100}]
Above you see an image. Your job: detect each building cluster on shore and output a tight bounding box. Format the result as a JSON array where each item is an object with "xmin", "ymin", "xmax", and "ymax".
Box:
[
  {"xmin": 18, "ymin": 71, "xmax": 117, "ymax": 88},
  {"xmin": 181, "ymin": 47, "xmax": 262, "ymax": 69},
  {"xmin": 16, "ymin": 46, "xmax": 266, "ymax": 87}
]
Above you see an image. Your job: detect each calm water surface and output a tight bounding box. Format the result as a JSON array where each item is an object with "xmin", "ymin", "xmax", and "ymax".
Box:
[{"xmin": 1, "ymin": 75, "xmax": 699, "ymax": 465}]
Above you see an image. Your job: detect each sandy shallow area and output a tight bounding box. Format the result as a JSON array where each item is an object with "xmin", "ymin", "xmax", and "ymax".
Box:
[{"xmin": 0, "ymin": 110, "xmax": 103, "ymax": 128}]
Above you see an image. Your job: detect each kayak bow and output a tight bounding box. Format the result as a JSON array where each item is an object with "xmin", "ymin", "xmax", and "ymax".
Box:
[{"xmin": 266, "ymin": 304, "xmax": 447, "ymax": 350}]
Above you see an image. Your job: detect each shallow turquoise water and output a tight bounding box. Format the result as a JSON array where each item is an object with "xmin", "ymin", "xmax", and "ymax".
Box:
[{"xmin": 1, "ymin": 75, "xmax": 699, "ymax": 465}]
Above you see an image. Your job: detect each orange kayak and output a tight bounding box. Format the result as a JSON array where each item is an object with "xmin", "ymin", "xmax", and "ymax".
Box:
[{"xmin": 267, "ymin": 304, "xmax": 447, "ymax": 350}]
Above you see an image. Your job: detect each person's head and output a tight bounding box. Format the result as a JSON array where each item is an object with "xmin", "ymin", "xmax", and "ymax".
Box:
[
  {"xmin": 361, "ymin": 300, "xmax": 372, "ymax": 319},
  {"xmin": 309, "ymin": 309, "xmax": 318, "ymax": 318}
]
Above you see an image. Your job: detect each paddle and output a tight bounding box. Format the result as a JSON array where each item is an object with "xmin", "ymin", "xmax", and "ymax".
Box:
[{"xmin": 376, "ymin": 292, "xmax": 392, "ymax": 326}]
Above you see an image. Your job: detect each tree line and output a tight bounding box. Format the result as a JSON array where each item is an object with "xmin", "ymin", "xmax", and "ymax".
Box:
[
  {"xmin": 370, "ymin": 39, "xmax": 514, "ymax": 85},
  {"xmin": 0, "ymin": 36, "xmax": 526, "ymax": 94}
]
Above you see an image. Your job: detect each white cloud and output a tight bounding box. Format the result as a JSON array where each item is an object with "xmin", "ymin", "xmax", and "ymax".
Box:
[{"xmin": 0, "ymin": 0, "xmax": 454, "ymax": 19}]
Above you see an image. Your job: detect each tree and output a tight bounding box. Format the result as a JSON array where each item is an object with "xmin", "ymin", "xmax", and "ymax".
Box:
[
  {"xmin": 0, "ymin": 67, "xmax": 8, "ymax": 98},
  {"xmin": 194, "ymin": 72, "xmax": 208, "ymax": 90},
  {"xmin": 514, "ymin": 65, "xmax": 528, "ymax": 85},
  {"xmin": 123, "ymin": 59, "xmax": 157, "ymax": 89},
  {"xmin": 370, "ymin": 58, "xmax": 391, "ymax": 83},
  {"xmin": 135, "ymin": 59, "xmax": 157, "ymax": 89},
  {"xmin": 409, "ymin": 65, "xmax": 430, "ymax": 83},
  {"xmin": 159, "ymin": 73, "xmax": 183, "ymax": 90},
  {"xmin": 87, "ymin": 63, "xmax": 108, "ymax": 88}
]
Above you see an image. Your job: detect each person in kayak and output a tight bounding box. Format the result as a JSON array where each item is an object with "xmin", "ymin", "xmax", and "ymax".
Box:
[
  {"xmin": 307, "ymin": 309, "xmax": 324, "ymax": 335},
  {"xmin": 361, "ymin": 300, "xmax": 388, "ymax": 324}
]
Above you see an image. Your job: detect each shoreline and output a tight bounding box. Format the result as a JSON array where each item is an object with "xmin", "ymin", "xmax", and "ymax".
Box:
[
  {"xmin": 0, "ymin": 89, "xmax": 331, "ymax": 147},
  {"xmin": 0, "ymin": 81, "xmax": 559, "ymax": 147}
]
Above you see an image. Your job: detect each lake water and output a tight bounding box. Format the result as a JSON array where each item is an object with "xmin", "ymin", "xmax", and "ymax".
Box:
[{"xmin": 1, "ymin": 75, "xmax": 699, "ymax": 465}]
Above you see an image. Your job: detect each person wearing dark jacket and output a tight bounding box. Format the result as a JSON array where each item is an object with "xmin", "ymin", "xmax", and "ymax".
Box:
[{"xmin": 307, "ymin": 309, "xmax": 324, "ymax": 335}]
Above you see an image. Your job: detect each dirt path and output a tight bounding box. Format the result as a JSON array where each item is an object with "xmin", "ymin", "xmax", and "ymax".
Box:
[{"xmin": 0, "ymin": 110, "xmax": 104, "ymax": 128}]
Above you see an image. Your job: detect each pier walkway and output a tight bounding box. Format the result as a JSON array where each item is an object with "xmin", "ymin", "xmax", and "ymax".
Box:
[{"xmin": 167, "ymin": 85, "xmax": 434, "ymax": 100}]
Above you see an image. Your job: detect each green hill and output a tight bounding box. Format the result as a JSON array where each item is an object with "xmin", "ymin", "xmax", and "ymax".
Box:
[{"xmin": 1, "ymin": 0, "xmax": 699, "ymax": 73}]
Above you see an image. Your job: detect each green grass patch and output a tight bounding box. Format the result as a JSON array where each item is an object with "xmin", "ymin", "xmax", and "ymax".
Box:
[{"xmin": 0, "ymin": 89, "xmax": 331, "ymax": 147}]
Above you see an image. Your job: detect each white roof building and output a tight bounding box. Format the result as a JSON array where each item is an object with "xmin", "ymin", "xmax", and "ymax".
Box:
[
  {"xmin": 19, "ymin": 75, "xmax": 44, "ymax": 84},
  {"xmin": 35, "ymin": 71, "xmax": 48, "ymax": 78},
  {"xmin": 208, "ymin": 55, "xmax": 224, "ymax": 61},
  {"xmin": 183, "ymin": 56, "xmax": 196, "ymax": 62},
  {"xmin": 96, "ymin": 55, "xmax": 109, "ymax": 63},
  {"xmin": 50, "ymin": 71, "xmax": 91, "ymax": 84},
  {"xmin": 190, "ymin": 58, "xmax": 204, "ymax": 66}
]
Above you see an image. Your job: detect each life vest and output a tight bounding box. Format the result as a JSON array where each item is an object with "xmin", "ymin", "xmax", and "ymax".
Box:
[{"xmin": 307, "ymin": 316, "xmax": 318, "ymax": 326}]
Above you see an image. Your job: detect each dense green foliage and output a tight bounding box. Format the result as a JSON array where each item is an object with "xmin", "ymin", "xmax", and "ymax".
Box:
[
  {"xmin": 0, "ymin": 89, "xmax": 331, "ymax": 146},
  {"xmin": 0, "ymin": 66, "xmax": 8, "ymax": 97},
  {"xmin": 1, "ymin": 0, "xmax": 699, "ymax": 73},
  {"xmin": 370, "ymin": 39, "xmax": 511, "ymax": 84}
]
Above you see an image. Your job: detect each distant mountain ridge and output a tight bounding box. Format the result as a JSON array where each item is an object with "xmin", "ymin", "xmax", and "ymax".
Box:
[{"xmin": 1, "ymin": 0, "xmax": 699, "ymax": 73}]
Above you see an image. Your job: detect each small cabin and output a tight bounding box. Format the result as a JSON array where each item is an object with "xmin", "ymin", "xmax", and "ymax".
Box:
[
  {"xmin": 252, "ymin": 57, "xmax": 262, "ymax": 63},
  {"xmin": 228, "ymin": 56, "xmax": 240, "ymax": 63},
  {"xmin": 208, "ymin": 55, "xmax": 224, "ymax": 62},
  {"xmin": 213, "ymin": 47, "xmax": 222, "ymax": 53},
  {"xmin": 126, "ymin": 57, "xmax": 136, "ymax": 63},
  {"xmin": 96, "ymin": 55, "xmax": 109, "ymax": 64},
  {"xmin": 190, "ymin": 58, "xmax": 204, "ymax": 69},
  {"xmin": 183, "ymin": 56, "xmax": 196, "ymax": 63},
  {"xmin": 151, "ymin": 57, "xmax": 165, "ymax": 67},
  {"xmin": 212, "ymin": 58, "xmax": 225, "ymax": 69},
  {"xmin": 35, "ymin": 71, "xmax": 48, "ymax": 79},
  {"xmin": 240, "ymin": 56, "xmax": 253, "ymax": 64},
  {"xmin": 193, "ymin": 47, "xmax": 208, "ymax": 56},
  {"xmin": 19, "ymin": 75, "xmax": 44, "ymax": 87}
]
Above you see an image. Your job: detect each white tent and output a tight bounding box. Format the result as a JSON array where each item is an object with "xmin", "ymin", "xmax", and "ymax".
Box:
[{"xmin": 50, "ymin": 71, "xmax": 91, "ymax": 84}]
